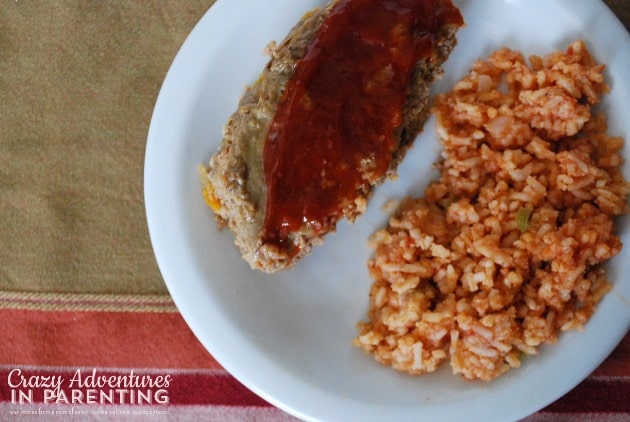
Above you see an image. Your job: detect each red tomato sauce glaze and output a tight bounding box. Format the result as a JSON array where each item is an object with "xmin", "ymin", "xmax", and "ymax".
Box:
[{"xmin": 263, "ymin": 0, "xmax": 463, "ymax": 247}]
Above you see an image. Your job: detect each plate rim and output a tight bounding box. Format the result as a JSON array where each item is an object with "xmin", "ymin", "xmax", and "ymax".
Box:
[{"xmin": 144, "ymin": 0, "xmax": 630, "ymax": 420}]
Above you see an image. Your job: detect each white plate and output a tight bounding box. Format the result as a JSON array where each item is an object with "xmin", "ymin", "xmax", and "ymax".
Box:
[{"xmin": 145, "ymin": 1, "xmax": 630, "ymax": 420}]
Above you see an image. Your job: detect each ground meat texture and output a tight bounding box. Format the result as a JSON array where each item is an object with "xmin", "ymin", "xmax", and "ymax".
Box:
[{"xmin": 203, "ymin": 0, "xmax": 463, "ymax": 272}]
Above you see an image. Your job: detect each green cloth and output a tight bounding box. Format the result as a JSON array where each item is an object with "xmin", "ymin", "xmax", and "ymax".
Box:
[{"xmin": 0, "ymin": 1, "xmax": 215, "ymax": 294}]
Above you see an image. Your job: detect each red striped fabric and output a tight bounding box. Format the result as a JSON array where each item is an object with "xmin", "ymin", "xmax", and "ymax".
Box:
[
  {"xmin": 0, "ymin": 307, "xmax": 627, "ymax": 420},
  {"xmin": 0, "ymin": 309, "xmax": 219, "ymax": 370}
]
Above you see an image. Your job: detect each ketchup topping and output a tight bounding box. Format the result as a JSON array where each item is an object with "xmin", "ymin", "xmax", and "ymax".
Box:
[{"xmin": 262, "ymin": 0, "xmax": 463, "ymax": 247}]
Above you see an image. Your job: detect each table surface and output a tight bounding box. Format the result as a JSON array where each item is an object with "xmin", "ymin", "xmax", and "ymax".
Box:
[{"xmin": 0, "ymin": 1, "xmax": 628, "ymax": 421}]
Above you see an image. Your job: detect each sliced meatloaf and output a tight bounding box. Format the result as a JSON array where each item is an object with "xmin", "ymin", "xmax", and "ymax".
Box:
[{"xmin": 203, "ymin": 0, "xmax": 463, "ymax": 272}]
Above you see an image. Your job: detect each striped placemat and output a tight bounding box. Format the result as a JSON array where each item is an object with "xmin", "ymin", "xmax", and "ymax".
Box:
[
  {"xmin": 0, "ymin": 295, "xmax": 297, "ymax": 420},
  {"xmin": 0, "ymin": 292, "xmax": 627, "ymax": 420}
]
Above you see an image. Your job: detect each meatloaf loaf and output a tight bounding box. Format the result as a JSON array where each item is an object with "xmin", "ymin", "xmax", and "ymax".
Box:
[{"xmin": 202, "ymin": 0, "xmax": 464, "ymax": 272}]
